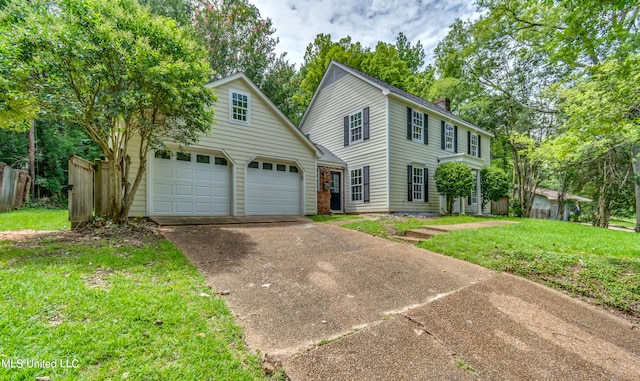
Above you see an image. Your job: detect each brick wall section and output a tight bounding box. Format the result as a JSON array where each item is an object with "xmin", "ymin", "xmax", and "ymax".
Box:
[{"xmin": 317, "ymin": 166, "xmax": 331, "ymax": 214}]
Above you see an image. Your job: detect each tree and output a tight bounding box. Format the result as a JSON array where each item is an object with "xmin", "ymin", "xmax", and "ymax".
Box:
[
  {"xmin": 193, "ymin": 0, "xmax": 276, "ymax": 84},
  {"xmin": 480, "ymin": 166, "xmax": 509, "ymax": 209},
  {"xmin": 138, "ymin": 0, "xmax": 193, "ymax": 25},
  {"xmin": 192, "ymin": 0, "xmax": 300, "ymax": 121},
  {"xmin": 472, "ymin": 0, "xmax": 640, "ymax": 230},
  {"xmin": 434, "ymin": 162, "xmax": 474, "ymax": 215},
  {"xmin": 2, "ymin": 0, "xmax": 215, "ymax": 223}
]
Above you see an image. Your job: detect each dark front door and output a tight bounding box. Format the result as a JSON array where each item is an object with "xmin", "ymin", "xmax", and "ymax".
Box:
[{"xmin": 330, "ymin": 171, "xmax": 341, "ymax": 211}]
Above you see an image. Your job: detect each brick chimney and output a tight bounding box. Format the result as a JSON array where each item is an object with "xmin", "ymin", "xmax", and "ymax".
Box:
[{"xmin": 434, "ymin": 98, "xmax": 451, "ymax": 111}]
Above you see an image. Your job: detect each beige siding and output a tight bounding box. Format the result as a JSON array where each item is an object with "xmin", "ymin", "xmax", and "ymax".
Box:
[
  {"xmin": 301, "ymin": 73, "xmax": 388, "ymax": 213},
  {"xmin": 128, "ymin": 134, "xmax": 147, "ymax": 217},
  {"xmin": 129, "ymin": 77, "xmax": 317, "ymax": 216},
  {"xmin": 388, "ymin": 98, "xmax": 492, "ymax": 213},
  {"xmin": 388, "ymin": 98, "xmax": 440, "ymax": 212}
]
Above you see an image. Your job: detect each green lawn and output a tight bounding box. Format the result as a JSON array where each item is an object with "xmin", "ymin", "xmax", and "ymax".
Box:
[
  {"xmin": 610, "ymin": 216, "xmax": 637, "ymax": 229},
  {"xmin": 0, "ymin": 216, "xmax": 270, "ymax": 380},
  {"xmin": 308, "ymin": 214, "xmax": 363, "ymax": 222},
  {"xmin": 344, "ymin": 217, "xmax": 640, "ymax": 319},
  {"xmin": 342, "ymin": 215, "xmax": 497, "ymax": 237},
  {"xmin": 0, "ymin": 208, "xmax": 68, "ymax": 231}
]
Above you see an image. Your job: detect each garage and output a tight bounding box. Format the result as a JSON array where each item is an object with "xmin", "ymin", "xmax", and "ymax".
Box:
[
  {"xmin": 150, "ymin": 150, "xmax": 230, "ymax": 216},
  {"xmin": 246, "ymin": 161, "xmax": 301, "ymax": 215}
]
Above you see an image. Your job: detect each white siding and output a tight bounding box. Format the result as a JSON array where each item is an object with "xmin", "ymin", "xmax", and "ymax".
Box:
[
  {"xmin": 301, "ymin": 73, "xmax": 388, "ymax": 213},
  {"xmin": 129, "ymin": 77, "xmax": 316, "ymax": 216}
]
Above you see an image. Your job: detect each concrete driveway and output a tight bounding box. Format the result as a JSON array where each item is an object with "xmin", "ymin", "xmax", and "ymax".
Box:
[{"xmin": 161, "ymin": 220, "xmax": 640, "ymax": 380}]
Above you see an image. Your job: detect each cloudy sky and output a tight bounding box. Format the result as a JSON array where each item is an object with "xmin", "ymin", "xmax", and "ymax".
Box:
[{"xmin": 250, "ymin": 0, "xmax": 480, "ymax": 68}]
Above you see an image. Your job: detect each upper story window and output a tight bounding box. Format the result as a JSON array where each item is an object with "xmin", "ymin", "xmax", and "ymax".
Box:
[
  {"xmin": 470, "ymin": 133, "xmax": 479, "ymax": 157},
  {"xmin": 344, "ymin": 107, "xmax": 369, "ymax": 146},
  {"xmin": 412, "ymin": 111, "xmax": 424, "ymax": 142},
  {"xmin": 230, "ymin": 89, "xmax": 250, "ymax": 124},
  {"xmin": 349, "ymin": 111, "xmax": 363, "ymax": 144},
  {"xmin": 444, "ymin": 123, "xmax": 455, "ymax": 152}
]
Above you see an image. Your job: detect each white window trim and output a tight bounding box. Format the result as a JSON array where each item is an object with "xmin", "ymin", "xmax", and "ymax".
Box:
[
  {"xmin": 470, "ymin": 133, "xmax": 479, "ymax": 157},
  {"xmin": 349, "ymin": 110, "xmax": 363, "ymax": 145},
  {"xmin": 444, "ymin": 123, "xmax": 454, "ymax": 152},
  {"xmin": 350, "ymin": 167, "xmax": 364, "ymax": 204},
  {"xmin": 412, "ymin": 167, "xmax": 424, "ymax": 201},
  {"xmin": 412, "ymin": 111, "xmax": 424, "ymax": 143},
  {"xmin": 229, "ymin": 88, "xmax": 250, "ymax": 125}
]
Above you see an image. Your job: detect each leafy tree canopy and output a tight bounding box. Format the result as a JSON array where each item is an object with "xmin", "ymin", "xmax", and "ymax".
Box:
[
  {"xmin": 434, "ymin": 162, "xmax": 474, "ymax": 215},
  {"xmin": 1, "ymin": 0, "xmax": 215, "ymax": 223},
  {"xmin": 480, "ymin": 166, "xmax": 510, "ymax": 208}
]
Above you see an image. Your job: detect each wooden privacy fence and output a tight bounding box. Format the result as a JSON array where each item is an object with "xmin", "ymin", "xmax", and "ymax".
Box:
[
  {"xmin": 0, "ymin": 162, "xmax": 30, "ymax": 212},
  {"xmin": 491, "ymin": 196, "xmax": 509, "ymax": 216},
  {"xmin": 68, "ymin": 155, "xmax": 94, "ymax": 228}
]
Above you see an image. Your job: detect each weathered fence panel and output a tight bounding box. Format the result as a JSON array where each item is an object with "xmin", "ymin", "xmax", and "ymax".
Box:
[
  {"xmin": 68, "ymin": 155, "xmax": 94, "ymax": 228},
  {"xmin": 94, "ymin": 159, "xmax": 110, "ymax": 217},
  {"xmin": 491, "ymin": 196, "xmax": 509, "ymax": 216},
  {"xmin": 0, "ymin": 162, "xmax": 18, "ymax": 212}
]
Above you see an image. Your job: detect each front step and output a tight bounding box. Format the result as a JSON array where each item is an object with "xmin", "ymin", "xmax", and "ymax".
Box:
[{"xmin": 390, "ymin": 235, "xmax": 426, "ymax": 244}]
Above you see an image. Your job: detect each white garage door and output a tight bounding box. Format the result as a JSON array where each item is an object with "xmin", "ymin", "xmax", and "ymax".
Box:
[
  {"xmin": 246, "ymin": 161, "xmax": 301, "ymax": 215},
  {"xmin": 150, "ymin": 151, "xmax": 230, "ymax": 216}
]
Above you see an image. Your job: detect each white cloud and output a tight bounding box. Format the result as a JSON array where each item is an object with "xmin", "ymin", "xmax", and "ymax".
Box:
[{"xmin": 250, "ymin": 0, "xmax": 480, "ymax": 69}]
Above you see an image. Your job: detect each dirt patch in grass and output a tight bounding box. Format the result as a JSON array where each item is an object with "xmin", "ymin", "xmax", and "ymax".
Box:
[
  {"xmin": 6, "ymin": 218, "xmax": 163, "ymax": 251},
  {"xmin": 85, "ymin": 268, "xmax": 113, "ymax": 290},
  {"xmin": 0, "ymin": 230, "xmax": 60, "ymax": 241}
]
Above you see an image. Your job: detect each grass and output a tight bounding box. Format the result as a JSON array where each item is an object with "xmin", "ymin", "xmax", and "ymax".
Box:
[
  {"xmin": 610, "ymin": 216, "xmax": 637, "ymax": 229},
  {"xmin": 0, "ymin": 233, "xmax": 267, "ymax": 380},
  {"xmin": 308, "ymin": 214, "xmax": 363, "ymax": 222},
  {"xmin": 342, "ymin": 216, "xmax": 640, "ymax": 319},
  {"xmin": 418, "ymin": 219, "xmax": 640, "ymax": 317},
  {"xmin": 342, "ymin": 215, "xmax": 498, "ymax": 237},
  {"xmin": 0, "ymin": 208, "xmax": 68, "ymax": 231}
]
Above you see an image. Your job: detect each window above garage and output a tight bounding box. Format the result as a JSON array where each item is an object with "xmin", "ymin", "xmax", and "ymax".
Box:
[{"xmin": 229, "ymin": 89, "xmax": 250, "ymax": 125}]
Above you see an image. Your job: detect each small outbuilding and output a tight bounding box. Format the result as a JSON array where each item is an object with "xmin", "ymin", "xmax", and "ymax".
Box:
[{"xmin": 531, "ymin": 188, "xmax": 591, "ymax": 221}]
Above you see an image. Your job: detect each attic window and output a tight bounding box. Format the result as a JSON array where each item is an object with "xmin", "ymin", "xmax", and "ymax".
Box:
[{"xmin": 230, "ymin": 89, "xmax": 250, "ymax": 124}]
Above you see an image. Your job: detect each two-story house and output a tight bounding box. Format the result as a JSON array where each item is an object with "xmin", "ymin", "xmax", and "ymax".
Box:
[{"xmin": 300, "ymin": 61, "xmax": 493, "ymax": 215}]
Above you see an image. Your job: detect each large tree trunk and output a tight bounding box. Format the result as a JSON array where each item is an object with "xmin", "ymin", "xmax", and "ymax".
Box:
[{"xmin": 632, "ymin": 142, "xmax": 640, "ymax": 233}]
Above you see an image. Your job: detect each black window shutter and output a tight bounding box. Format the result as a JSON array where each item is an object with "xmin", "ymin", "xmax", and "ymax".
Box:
[
  {"xmin": 363, "ymin": 166, "xmax": 370, "ymax": 202},
  {"xmin": 468, "ymin": 194, "xmax": 472, "ymax": 205},
  {"xmin": 423, "ymin": 113, "xmax": 428, "ymax": 145},
  {"xmin": 478, "ymin": 135, "xmax": 482, "ymax": 158},
  {"xmin": 440, "ymin": 121, "xmax": 445, "ymax": 149},
  {"xmin": 454, "ymin": 125, "xmax": 458, "ymax": 153},
  {"xmin": 467, "ymin": 131, "xmax": 471, "ymax": 155},
  {"xmin": 363, "ymin": 107, "xmax": 370, "ymax": 140},
  {"xmin": 407, "ymin": 165, "xmax": 413, "ymax": 201},
  {"xmin": 424, "ymin": 168, "xmax": 429, "ymax": 202},
  {"xmin": 406, "ymin": 107, "xmax": 412, "ymax": 140},
  {"xmin": 343, "ymin": 116, "xmax": 349, "ymax": 146}
]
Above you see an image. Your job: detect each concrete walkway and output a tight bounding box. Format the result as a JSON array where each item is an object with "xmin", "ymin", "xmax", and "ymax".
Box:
[{"xmin": 160, "ymin": 220, "xmax": 640, "ymax": 380}]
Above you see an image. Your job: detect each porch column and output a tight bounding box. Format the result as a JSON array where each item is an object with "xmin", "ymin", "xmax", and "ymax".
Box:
[{"xmin": 476, "ymin": 169, "xmax": 483, "ymax": 215}]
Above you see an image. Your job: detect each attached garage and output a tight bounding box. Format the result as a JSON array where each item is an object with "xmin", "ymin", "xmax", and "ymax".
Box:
[
  {"xmin": 149, "ymin": 150, "xmax": 230, "ymax": 216},
  {"xmin": 246, "ymin": 161, "xmax": 301, "ymax": 215},
  {"xmin": 128, "ymin": 73, "xmax": 319, "ymax": 218}
]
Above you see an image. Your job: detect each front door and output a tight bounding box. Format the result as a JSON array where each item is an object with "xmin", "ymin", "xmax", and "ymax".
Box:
[{"xmin": 330, "ymin": 171, "xmax": 341, "ymax": 211}]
